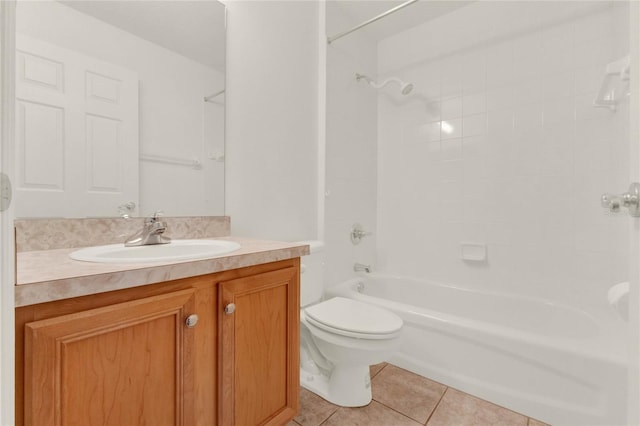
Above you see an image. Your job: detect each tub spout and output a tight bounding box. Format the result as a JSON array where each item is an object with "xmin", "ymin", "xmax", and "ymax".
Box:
[{"xmin": 354, "ymin": 263, "xmax": 371, "ymax": 273}]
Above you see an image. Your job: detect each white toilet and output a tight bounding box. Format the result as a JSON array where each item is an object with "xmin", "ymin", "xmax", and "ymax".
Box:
[{"xmin": 299, "ymin": 241, "xmax": 403, "ymax": 407}]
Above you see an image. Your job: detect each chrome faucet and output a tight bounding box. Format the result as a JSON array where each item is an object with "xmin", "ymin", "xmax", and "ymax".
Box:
[
  {"xmin": 353, "ymin": 263, "xmax": 371, "ymax": 273},
  {"xmin": 124, "ymin": 211, "xmax": 171, "ymax": 247}
]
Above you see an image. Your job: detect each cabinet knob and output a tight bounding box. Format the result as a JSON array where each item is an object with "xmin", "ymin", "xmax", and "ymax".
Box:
[
  {"xmin": 185, "ymin": 314, "xmax": 199, "ymax": 328},
  {"xmin": 224, "ymin": 303, "xmax": 236, "ymax": 315}
]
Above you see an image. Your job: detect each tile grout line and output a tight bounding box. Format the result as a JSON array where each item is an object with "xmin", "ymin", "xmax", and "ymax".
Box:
[
  {"xmin": 372, "ymin": 399, "xmax": 428, "ymax": 425},
  {"xmin": 318, "ymin": 406, "xmax": 341, "ymax": 426},
  {"xmin": 370, "ymin": 362, "xmax": 389, "ymax": 380},
  {"xmin": 423, "ymin": 386, "xmax": 450, "ymax": 425}
]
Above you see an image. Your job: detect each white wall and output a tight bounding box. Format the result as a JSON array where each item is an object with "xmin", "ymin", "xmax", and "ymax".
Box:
[
  {"xmin": 16, "ymin": 1, "xmax": 224, "ymax": 217},
  {"xmin": 376, "ymin": 2, "xmax": 630, "ymax": 314},
  {"xmin": 224, "ymin": 1, "xmax": 319, "ymax": 241},
  {"xmin": 323, "ymin": 1, "xmax": 378, "ymax": 287}
]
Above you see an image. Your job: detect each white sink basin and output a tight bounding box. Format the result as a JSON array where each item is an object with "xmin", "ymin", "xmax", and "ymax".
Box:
[{"xmin": 70, "ymin": 239, "xmax": 241, "ymax": 263}]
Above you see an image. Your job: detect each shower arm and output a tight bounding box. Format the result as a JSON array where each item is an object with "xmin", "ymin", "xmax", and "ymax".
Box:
[
  {"xmin": 356, "ymin": 73, "xmax": 412, "ymax": 94},
  {"xmin": 369, "ymin": 77, "xmax": 404, "ymax": 90}
]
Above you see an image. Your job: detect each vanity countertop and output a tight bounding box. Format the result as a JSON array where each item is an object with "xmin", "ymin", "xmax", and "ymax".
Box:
[{"xmin": 15, "ymin": 236, "xmax": 309, "ymax": 307}]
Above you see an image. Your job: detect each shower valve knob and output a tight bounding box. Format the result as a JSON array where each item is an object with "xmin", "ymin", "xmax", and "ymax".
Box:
[
  {"xmin": 601, "ymin": 183, "xmax": 640, "ymax": 217},
  {"xmin": 601, "ymin": 193, "xmax": 621, "ymax": 212}
]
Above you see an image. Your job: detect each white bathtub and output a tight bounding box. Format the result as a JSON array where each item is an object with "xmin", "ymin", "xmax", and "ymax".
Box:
[{"xmin": 326, "ymin": 273, "xmax": 628, "ymax": 426}]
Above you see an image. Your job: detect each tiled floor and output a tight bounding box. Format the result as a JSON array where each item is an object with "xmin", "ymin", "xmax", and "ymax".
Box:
[{"xmin": 288, "ymin": 363, "xmax": 550, "ymax": 426}]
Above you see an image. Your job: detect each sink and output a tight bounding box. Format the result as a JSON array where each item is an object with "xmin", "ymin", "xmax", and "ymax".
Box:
[{"xmin": 69, "ymin": 239, "xmax": 241, "ymax": 263}]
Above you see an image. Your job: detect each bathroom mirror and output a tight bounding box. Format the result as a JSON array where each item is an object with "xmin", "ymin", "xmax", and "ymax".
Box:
[{"xmin": 14, "ymin": 0, "xmax": 226, "ymax": 218}]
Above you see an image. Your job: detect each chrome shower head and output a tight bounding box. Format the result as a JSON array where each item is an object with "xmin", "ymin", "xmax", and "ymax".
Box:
[
  {"xmin": 400, "ymin": 81, "xmax": 414, "ymax": 95},
  {"xmin": 356, "ymin": 73, "xmax": 414, "ymax": 96}
]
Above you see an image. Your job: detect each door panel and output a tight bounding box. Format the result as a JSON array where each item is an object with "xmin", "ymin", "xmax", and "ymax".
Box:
[
  {"xmin": 219, "ymin": 267, "xmax": 299, "ymax": 426},
  {"xmin": 15, "ymin": 35, "xmax": 138, "ymax": 218},
  {"xmin": 24, "ymin": 289, "xmax": 195, "ymax": 426}
]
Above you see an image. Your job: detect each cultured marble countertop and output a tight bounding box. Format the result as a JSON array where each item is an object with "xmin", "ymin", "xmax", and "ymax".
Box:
[{"xmin": 15, "ymin": 236, "xmax": 310, "ymax": 307}]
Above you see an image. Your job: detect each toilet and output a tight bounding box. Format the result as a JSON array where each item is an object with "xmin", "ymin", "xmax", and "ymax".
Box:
[{"xmin": 299, "ymin": 241, "xmax": 403, "ymax": 407}]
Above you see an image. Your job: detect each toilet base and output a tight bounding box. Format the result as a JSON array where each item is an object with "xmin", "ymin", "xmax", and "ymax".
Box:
[{"xmin": 300, "ymin": 364, "xmax": 372, "ymax": 407}]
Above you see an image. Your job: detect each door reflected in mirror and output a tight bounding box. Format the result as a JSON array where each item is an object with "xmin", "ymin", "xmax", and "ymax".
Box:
[{"xmin": 15, "ymin": 0, "xmax": 226, "ymax": 218}]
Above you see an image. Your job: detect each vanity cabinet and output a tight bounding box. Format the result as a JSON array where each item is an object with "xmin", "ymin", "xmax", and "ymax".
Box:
[
  {"xmin": 219, "ymin": 267, "xmax": 299, "ymax": 426},
  {"xmin": 16, "ymin": 259, "xmax": 300, "ymax": 426}
]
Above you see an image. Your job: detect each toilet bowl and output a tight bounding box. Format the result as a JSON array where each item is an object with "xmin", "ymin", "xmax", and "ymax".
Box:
[
  {"xmin": 300, "ymin": 296, "xmax": 403, "ymax": 407},
  {"xmin": 298, "ymin": 240, "xmax": 403, "ymax": 407}
]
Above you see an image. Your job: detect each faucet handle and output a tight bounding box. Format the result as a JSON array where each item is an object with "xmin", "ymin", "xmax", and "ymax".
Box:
[{"xmin": 146, "ymin": 210, "xmax": 165, "ymax": 224}]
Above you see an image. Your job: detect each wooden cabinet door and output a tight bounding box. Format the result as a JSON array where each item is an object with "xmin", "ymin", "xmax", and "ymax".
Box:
[
  {"xmin": 24, "ymin": 289, "xmax": 197, "ymax": 426},
  {"xmin": 219, "ymin": 267, "xmax": 300, "ymax": 426}
]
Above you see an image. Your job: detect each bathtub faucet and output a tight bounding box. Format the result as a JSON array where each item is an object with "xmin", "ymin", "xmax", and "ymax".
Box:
[{"xmin": 354, "ymin": 263, "xmax": 371, "ymax": 273}]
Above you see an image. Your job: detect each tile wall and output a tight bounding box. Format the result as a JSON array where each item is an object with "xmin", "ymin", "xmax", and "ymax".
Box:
[{"xmin": 376, "ymin": 1, "xmax": 631, "ymax": 311}]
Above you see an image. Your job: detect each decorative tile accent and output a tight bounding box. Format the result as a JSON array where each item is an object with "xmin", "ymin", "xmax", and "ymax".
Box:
[
  {"xmin": 292, "ymin": 388, "xmax": 338, "ymax": 426},
  {"xmin": 428, "ymin": 388, "xmax": 528, "ymax": 426},
  {"xmin": 323, "ymin": 401, "xmax": 422, "ymax": 426},
  {"xmin": 15, "ymin": 216, "xmax": 230, "ymax": 252},
  {"xmin": 371, "ymin": 364, "xmax": 447, "ymax": 424}
]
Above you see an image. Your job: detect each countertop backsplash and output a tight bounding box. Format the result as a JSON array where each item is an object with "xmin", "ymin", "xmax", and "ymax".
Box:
[{"xmin": 15, "ymin": 216, "xmax": 231, "ymax": 252}]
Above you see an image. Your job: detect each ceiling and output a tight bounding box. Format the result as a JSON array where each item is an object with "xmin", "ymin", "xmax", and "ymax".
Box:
[
  {"xmin": 328, "ymin": 0, "xmax": 472, "ymax": 43},
  {"xmin": 60, "ymin": 0, "xmax": 225, "ymax": 71}
]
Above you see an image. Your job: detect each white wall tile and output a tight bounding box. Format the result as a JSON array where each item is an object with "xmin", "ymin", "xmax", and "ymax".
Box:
[
  {"xmin": 486, "ymin": 86, "xmax": 513, "ymax": 111},
  {"xmin": 441, "ymin": 138, "xmax": 463, "ymax": 161},
  {"xmin": 463, "ymin": 91, "xmax": 486, "ymax": 116},
  {"xmin": 441, "ymin": 118, "xmax": 462, "ymax": 140},
  {"xmin": 375, "ymin": 1, "xmax": 628, "ymax": 310},
  {"xmin": 543, "ymin": 96, "xmax": 575, "ymax": 127},
  {"xmin": 543, "ymin": 71, "xmax": 575, "ymax": 100},
  {"xmin": 463, "ymin": 113, "xmax": 486, "ymax": 137},
  {"xmin": 419, "ymin": 121, "xmax": 441, "ymax": 143},
  {"xmin": 462, "ymin": 134, "xmax": 486, "ymax": 159},
  {"xmin": 441, "ymin": 96, "xmax": 463, "ymax": 120},
  {"xmin": 513, "ymin": 78, "xmax": 544, "ymax": 105}
]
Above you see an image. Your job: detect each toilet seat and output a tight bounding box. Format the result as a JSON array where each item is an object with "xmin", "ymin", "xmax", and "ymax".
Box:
[{"xmin": 304, "ymin": 297, "xmax": 403, "ymax": 340}]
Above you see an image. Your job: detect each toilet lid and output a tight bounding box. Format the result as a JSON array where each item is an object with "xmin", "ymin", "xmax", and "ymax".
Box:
[{"xmin": 304, "ymin": 297, "xmax": 403, "ymax": 336}]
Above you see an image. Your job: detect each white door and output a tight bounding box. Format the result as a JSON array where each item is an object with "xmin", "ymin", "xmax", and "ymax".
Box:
[{"xmin": 15, "ymin": 34, "xmax": 138, "ymax": 218}]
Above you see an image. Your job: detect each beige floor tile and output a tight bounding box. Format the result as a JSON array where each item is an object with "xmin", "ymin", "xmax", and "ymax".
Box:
[
  {"xmin": 370, "ymin": 362, "xmax": 387, "ymax": 378},
  {"xmin": 428, "ymin": 388, "xmax": 528, "ymax": 426},
  {"xmin": 293, "ymin": 387, "xmax": 339, "ymax": 426},
  {"xmin": 371, "ymin": 364, "xmax": 447, "ymax": 424},
  {"xmin": 528, "ymin": 419, "xmax": 550, "ymax": 426},
  {"xmin": 322, "ymin": 400, "xmax": 422, "ymax": 426},
  {"xmin": 286, "ymin": 421, "xmax": 301, "ymax": 426}
]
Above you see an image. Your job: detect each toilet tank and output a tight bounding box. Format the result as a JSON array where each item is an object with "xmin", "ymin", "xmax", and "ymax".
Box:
[{"xmin": 299, "ymin": 240, "xmax": 325, "ymax": 307}]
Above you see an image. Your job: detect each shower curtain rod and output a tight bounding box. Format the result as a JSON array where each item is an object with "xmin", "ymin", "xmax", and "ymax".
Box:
[{"xmin": 327, "ymin": 0, "xmax": 419, "ymax": 44}]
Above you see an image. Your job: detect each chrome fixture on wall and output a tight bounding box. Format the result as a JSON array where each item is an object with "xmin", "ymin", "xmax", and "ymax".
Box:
[
  {"xmin": 354, "ymin": 263, "xmax": 371, "ymax": 273},
  {"xmin": 601, "ymin": 182, "xmax": 640, "ymax": 217},
  {"xmin": 356, "ymin": 73, "xmax": 414, "ymax": 95},
  {"xmin": 350, "ymin": 223, "xmax": 372, "ymax": 245}
]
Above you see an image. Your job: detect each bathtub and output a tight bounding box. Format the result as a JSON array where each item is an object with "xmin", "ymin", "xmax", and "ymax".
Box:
[{"xmin": 326, "ymin": 273, "xmax": 628, "ymax": 426}]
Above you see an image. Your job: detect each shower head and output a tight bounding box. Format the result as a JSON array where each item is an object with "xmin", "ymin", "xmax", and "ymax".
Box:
[{"xmin": 356, "ymin": 73, "xmax": 414, "ymax": 95}]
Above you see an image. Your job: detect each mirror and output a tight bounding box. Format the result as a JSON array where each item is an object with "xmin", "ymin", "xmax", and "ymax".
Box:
[{"xmin": 14, "ymin": 0, "xmax": 226, "ymax": 218}]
